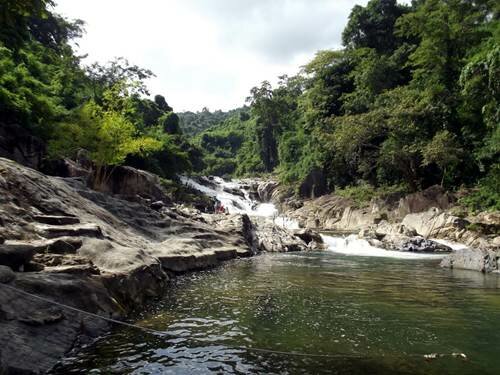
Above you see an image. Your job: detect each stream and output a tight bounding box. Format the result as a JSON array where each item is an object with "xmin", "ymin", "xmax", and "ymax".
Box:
[{"xmin": 52, "ymin": 177, "xmax": 500, "ymax": 374}]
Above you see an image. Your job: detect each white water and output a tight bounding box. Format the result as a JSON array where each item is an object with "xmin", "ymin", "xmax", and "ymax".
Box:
[
  {"xmin": 180, "ymin": 176, "xmax": 299, "ymax": 229},
  {"xmin": 181, "ymin": 175, "xmax": 454, "ymax": 259},
  {"xmin": 431, "ymin": 238, "xmax": 470, "ymax": 251},
  {"xmin": 321, "ymin": 234, "xmax": 446, "ymax": 259}
]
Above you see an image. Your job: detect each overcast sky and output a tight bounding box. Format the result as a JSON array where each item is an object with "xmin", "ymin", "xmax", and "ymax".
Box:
[{"xmin": 55, "ymin": 0, "xmax": 374, "ymax": 112}]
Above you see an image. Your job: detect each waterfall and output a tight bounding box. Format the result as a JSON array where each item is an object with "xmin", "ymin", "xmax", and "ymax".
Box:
[
  {"xmin": 182, "ymin": 176, "xmax": 450, "ymax": 259},
  {"xmin": 180, "ymin": 176, "xmax": 299, "ymax": 229}
]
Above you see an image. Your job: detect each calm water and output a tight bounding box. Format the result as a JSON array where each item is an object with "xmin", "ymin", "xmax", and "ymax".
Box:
[{"xmin": 54, "ymin": 252, "xmax": 500, "ymax": 374}]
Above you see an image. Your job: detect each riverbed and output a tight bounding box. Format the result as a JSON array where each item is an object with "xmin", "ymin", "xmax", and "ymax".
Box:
[{"xmin": 53, "ymin": 251, "xmax": 500, "ymax": 374}]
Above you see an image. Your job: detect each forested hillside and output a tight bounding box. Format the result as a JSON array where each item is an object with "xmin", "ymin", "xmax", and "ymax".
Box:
[
  {"xmin": 0, "ymin": 0, "xmax": 202, "ymax": 181},
  {"xmin": 0, "ymin": 0, "xmax": 498, "ymax": 211},
  {"xmin": 178, "ymin": 107, "xmax": 247, "ymax": 136},
  {"xmin": 196, "ymin": 0, "xmax": 499, "ymax": 211}
]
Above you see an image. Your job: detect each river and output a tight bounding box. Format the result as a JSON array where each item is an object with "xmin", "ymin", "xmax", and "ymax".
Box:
[{"xmin": 52, "ymin": 177, "xmax": 500, "ymax": 374}]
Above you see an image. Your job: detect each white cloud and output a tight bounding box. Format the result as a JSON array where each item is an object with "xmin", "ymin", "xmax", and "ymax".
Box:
[{"xmin": 55, "ymin": 0, "xmax": 373, "ymax": 111}]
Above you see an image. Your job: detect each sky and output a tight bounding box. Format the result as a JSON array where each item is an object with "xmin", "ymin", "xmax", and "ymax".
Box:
[{"xmin": 55, "ymin": 0, "xmax": 373, "ymax": 112}]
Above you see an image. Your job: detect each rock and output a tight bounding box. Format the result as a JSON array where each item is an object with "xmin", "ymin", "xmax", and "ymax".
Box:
[
  {"xmin": 441, "ymin": 248, "xmax": 499, "ymax": 273},
  {"xmin": 0, "ymin": 265, "xmax": 15, "ymax": 283},
  {"xmin": 294, "ymin": 228, "xmax": 323, "ymax": 245},
  {"xmin": 0, "ymin": 243, "xmax": 36, "ymax": 270},
  {"xmin": 34, "ymin": 223, "xmax": 103, "ymax": 239},
  {"xmin": 298, "ymin": 168, "xmax": 328, "ymax": 199},
  {"xmin": 0, "ymin": 123, "xmax": 45, "ymax": 169},
  {"xmin": 257, "ymin": 181, "xmax": 279, "ymax": 202},
  {"xmin": 45, "ymin": 264, "xmax": 100, "ymax": 276},
  {"xmin": 402, "ymin": 208, "xmax": 467, "ymax": 238},
  {"xmin": 150, "ymin": 200, "xmax": 165, "ymax": 211},
  {"xmin": 47, "ymin": 237, "xmax": 83, "ymax": 254},
  {"xmin": 0, "ymin": 236, "xmax": 4, "ymax": 244},
  {"xmin": 400, "ymin": 236, "xmax": 452, "ymax": 253},
  {"xmin": 24, "ymin": 262, "xmax": 45, "ymax": 272},
  {"xmin": 33, "ymin": 215, "xmax": 80, "ymax": 225},
  {"xmin": 43, "ymin": 158, "xmax": 92, "ymax": 179},
  {"xmin": 397, "ymin": 185, "xmax": 453, "ymax": 218},
  {"xmin": 17, "ymin": 307, "xmax": 65, "ymax": 326},
  {"xmin": 223, "ymin": 186, "xmax": 245, "ymax": 198},
  {"xmin": 90, "ymin": 165, "xmax": 167, "ymax": 200}
]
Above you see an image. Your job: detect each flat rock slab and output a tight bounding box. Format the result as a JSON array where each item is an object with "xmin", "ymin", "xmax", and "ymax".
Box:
[
  {"xmin": 33, "ymin": 215, "xmax": 80, "ymax": 226},
  {"xmin": 34, "ymin": 224, "xmax": 103, "ymax": 239}
]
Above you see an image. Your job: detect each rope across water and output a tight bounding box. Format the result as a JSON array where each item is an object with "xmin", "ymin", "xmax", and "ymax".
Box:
[{"xmin": 0, "ymin": 282, "xmax": 468, "ymax": 361}]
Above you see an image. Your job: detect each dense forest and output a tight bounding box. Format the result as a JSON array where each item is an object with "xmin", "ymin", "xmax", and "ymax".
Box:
[
  {"xmin": 178, "ymin": 107, "xmax": 247, "ymax": 136},
  {"xmin": 0, "ymin": 0, "xmax": 498, "ymax": 211}
]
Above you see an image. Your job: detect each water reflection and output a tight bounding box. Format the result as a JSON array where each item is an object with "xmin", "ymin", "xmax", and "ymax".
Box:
[{"xmin": 53, "ymin": 252, "xmax": 500, "ymax": 375}]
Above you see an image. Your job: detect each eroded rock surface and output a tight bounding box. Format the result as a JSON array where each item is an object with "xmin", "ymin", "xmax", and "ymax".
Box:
[
  {"xmin": 0, "ymin": 158, "xmax": 307, "ymax": 374},
  {"xmin": 256, "ymin": 180, "xmax": 499, "ymax": 272}
]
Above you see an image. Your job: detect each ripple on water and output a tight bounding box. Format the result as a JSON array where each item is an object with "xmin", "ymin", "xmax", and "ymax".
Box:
[{"xmin": 53, "ymin": 252, "xmax": 500, "ymax": 375}]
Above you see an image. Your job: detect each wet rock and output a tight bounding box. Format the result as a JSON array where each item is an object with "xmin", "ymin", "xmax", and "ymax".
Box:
[
  {"xmin": 223, "ymin": 186, "xmax": 245, "ymax": 198},
  {"xmin": 257, "ymin": 181, "xmax": 279, "ymax": 202},
  {"xmin": 400, "ymin": 236, "xmax": 452, "ymax": 253},
  {"xmin": 441, "ymin": 248, "xmax": 499, "ymax": 273},
  {"xmin": 294, "ymin": 229, "xmax": 323, "ymax": 245},
  {"xmin": 0, "ymin": 265, "xmax": 15, "ymax": 283}
]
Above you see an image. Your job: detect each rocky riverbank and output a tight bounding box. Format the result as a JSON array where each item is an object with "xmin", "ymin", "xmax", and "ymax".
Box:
[
  {"xmin": 0, "ymin": 158, "xmax": 311, "ymax": 374},
  {"xmin": 254, "ymin": 180, "xmax": 500, "ymax": 273}
]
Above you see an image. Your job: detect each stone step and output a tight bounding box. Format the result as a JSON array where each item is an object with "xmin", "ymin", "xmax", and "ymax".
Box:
[
  {"xmin": 33, "ymin": 224, "xmax": 103, "ymax": 239},
  {"xmin": 33, "ymin": 215, "xmax": 80, "ymax": 226}
]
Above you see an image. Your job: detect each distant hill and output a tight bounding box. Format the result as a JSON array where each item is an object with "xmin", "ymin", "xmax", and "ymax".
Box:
[{"xmin": 179, "ymin": 107, "xmax": 249, "ymax": 136}]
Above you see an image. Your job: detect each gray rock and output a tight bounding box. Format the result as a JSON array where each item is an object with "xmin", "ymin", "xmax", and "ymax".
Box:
[
  {"xmin": 400, "ymin": 236, "xmax": 452, "ymax": 253},
  {"xmin": 0, "ymin": 265, "xmax": 15, "ymax": 283},
  {"xmin": 294, "ymin": 228, "xmax": 323, "ymax": 245},
  {"xmin": 0, "ymin": 243, "xmax": 36, "ymax": 270},
  {"xmin": 298, "ymin": 168, "xmax": 327, "ymax": 199},
  {"xmin": 47, "ymin": 237, "xmax": 83, "ymax": 254},
  {"xmin": 441, "ymin": 248, "xmax": 499, "ymax": 273},
  {"xmin": 33, "ymin": 215, "xmax": 80, "ymax": 225},
  {"xmin": 150, "ymin": 200, "xmax": 165, "ymax": 211},
  {"xmin": 34, "ymin": 223, "xmax": 103, "ymax": 239}
]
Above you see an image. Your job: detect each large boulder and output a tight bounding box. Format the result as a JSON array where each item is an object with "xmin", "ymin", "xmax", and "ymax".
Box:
[
  {"xmin": 90, "ymin": 165, "xmax": 167, "ymax": 200},
  {"xmin": 0, "ymin": 124, "xmax": 45, "ymax": 170},
  {"xmin": 298, "ymin": 168, "xmax": 327, "ymax": 199},
  {"xmin": 441, "ymin": 248, "xmax": 499, "ymax": 273},
  {"xmin": 399, "ymin": 236, "xmax": 452, "ymax": 253},
  {"xmin": 397, "ymin": 185, "xmax": 453, "ymax": 218},
  {"xmin": 401, "ymin": 208, "xmax": 467, "ymax": 238},
  {"xmin": 257, "ymin": 181, "xmax": 279, "ymax": 202}
]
